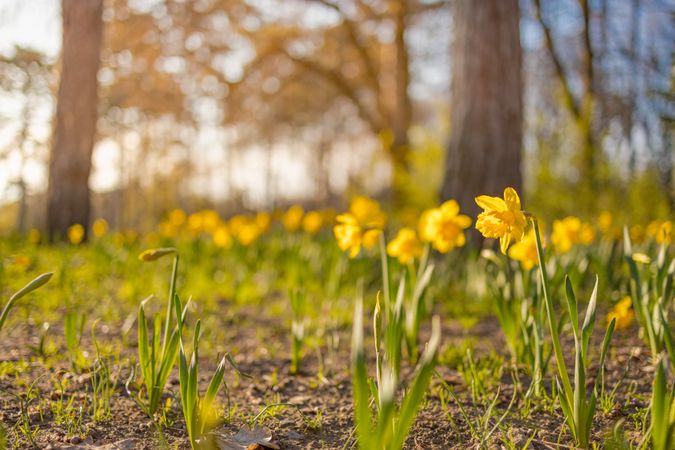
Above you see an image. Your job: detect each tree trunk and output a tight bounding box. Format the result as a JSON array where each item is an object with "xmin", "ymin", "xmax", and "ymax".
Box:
[
  {"xmin": 441, "ymin": 0, "xmax": 522, "ymax": 217},
  {"xmin": 46, "ymin": 0, "xmax": 103, "ymax": 241},
  {"xmin": 391, "ymin": 0, "xmax": 413, "ymax": 207}
]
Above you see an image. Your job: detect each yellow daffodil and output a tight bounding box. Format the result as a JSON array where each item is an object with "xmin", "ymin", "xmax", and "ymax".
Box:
[
  {"xmin": 282, "ymin": 205, "xmax": 304, "ymax": 232},
  {"xmin": 168, "ymin": 208, "xmax": 187, "ymax": 227},
  {"xmin": 475, "ymin": 187, "xmax": 527, "ymax": 254},
  {"xmin": 334, "ymin": 213, "xmax": 362, "ymax": 258},
  {"xmin": 551, "ymin": 216, "xmax": 595, "ymax": 254},
  {"xmin": 302, "ymin": 211, "xmax": 324, "ymax": 235},
  {"xmin": 647, "ymin": 220, "xmax": 672, "ymax": 245},
  {"xmin": 508, "ymin": 229, "xmax": 538, "ymax": 270},
  {"xmin": 333, "ymin": 213, "xmax": 381, "ymax": 258},
  {"xmin": 419, "ymin": 200, "xmax": 472, "ymax": 253},
  {"xmin": 188, "ymin": 212, "xmax": 204, "ymax": 234},
  {"xmin": 201, "ymin": 209, "xmax": 222, "ymax": 232},
  {"xmin": 212, "ymin": 225, "xmax": 232, "ymax": 248},
  {"xmin": 387, "ymin": 227, "xmax": 423, "ymax": 264},
  {"xmin": 607, "ymin": 296, "xmax": 634, "ymax": 331},
  {"xmin": 68, "ymin": 223, "xmax": 85, "ymax": 245},
  {"xmin": 227, "ymin": 215, "xmax": 262, "ymax": 246},
  {"xmin": 598, "ymin": 211, "xmax": 612, "ymax": 234},
  {"xmin": 255, "ymin": 211, "xmax": 271, "ymax": 233},
  {"xmin": 92, "ymin": 218, "xmax": 109, "ymax": 238},
  {"xmin": 349, "ymin": 196, "xmax": 386, "ymax": 229}
]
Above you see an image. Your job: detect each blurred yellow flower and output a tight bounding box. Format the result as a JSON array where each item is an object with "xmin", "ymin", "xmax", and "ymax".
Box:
[
  {"xmin": 236, "ymin": 220, "xmax": 262, "ymax": 246},
  {"xmin": 333, "ymin": 213, "xmax": 381, "ymax": 258},
  {"xmin": 255, "ymin": 211, "xmax": 271, "ymax": 233},
  {"xmin": 302, "ymin": 211, "xmax": 324, "ymax": 235},
  {"xmin": 551, "ymin": 216, "xmax": 595, "ymax": 254},
  {"xmin": 647, "ymin": 220, "xmax": 672, "ymax": 245},
  {"xmin": 92, "ymin": 218, "xmax": 109, "ymax": 238},
  {"xmin": 168, "ymin": 208, "xmax": 187, "ymax": 227},
  {"xmin": 349, "ymin": 196, "xmax": 386, "ymax": 229},
  {"xmin": 282, "ymin": 205, "xmax": 304, "ymax": 232},
  {"xmin": 68, "ymin": 223, "xmax": 85, "ymax": 245},
  {"xmin": 607, "ymin": 296, "xmax": 634, "ymax": 331},
  {"xmin": 188, "ymin": 212, "xmax": 204, "ymax": 234},
  {"xmin": 419, "ymin": 200, "xmax": 472, "ymax": 253},
  {"xmin": 201, "ymin": 209, "xmax": 222, "ymax": 232},
  {"xmin": 334, "ymin": 214, "xmax": 362, "ymax": 258},
  {"xmin": 598, "ymin": 211, "xmax": 613, "ymax": 234},
  {"xmin": 28, "ymin": 228, "xmax": 41, "ymax": 245},
  {"xmin": 387, "ymin": 227, "xmax": 422, "ymax": 264},
  {"xmin": 508, "ymin": 229, "xmax": 538, "ymax": 270},
  {"xmin": 212, "ymin": 225, "xmax": 232, "ymax": 248},
  {"xmin": 475, "ymin": 187, "xmax": 526, "ymax": 254},
  {"xmin": 632, "ymin": 253, "xmax": 651, "ymax": 264}
]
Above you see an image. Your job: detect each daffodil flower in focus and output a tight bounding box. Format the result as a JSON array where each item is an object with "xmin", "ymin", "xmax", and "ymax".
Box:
[{"xmin": 475, "ymin": 187, "xmax": 527, "ymax": 254}]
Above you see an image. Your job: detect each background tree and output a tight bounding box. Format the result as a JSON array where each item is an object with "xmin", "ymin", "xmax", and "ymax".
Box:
[
  {"xmin": 46, "ymin": 0, "xmax": 104, "ymax": 240},
  {"xmin": 441, "ymin": 0, "xmax": 523, "ymax": 216}
]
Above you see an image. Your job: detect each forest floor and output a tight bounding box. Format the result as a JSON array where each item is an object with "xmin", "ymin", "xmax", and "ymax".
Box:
[{"xmin": 0, "ymin": 306, "xmax": 652, "ymax": 450}]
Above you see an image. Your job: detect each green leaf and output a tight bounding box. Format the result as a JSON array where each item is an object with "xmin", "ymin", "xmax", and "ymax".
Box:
[
  {"xmin": 581, "ymin": 276, "xmax": 599, "ymax": 362},
  {"xmin": 564, "ymin": 276, "xmax": 579, "ymax": 341},
  {"xmin": 351, "ymin": 295, "xmax": 373, "ymax": 450},
  {"xmin": 390, "ymin": 316, "xmax": 441, "ymax": 450}
]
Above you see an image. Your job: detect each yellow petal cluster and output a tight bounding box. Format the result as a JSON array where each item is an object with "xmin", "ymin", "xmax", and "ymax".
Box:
[
  {"xmin": 92, "ymin": 218, "xmax": 109, "ymax": 238},
  {"xmin": 606, "ymin": 296, "xmax": 634, "ymax": 331},
  {"xmin": 475, "ymin": 187, "xmax": 527, "ymax": 254},
  {"xmin": 508, "ymin": 229, "xmax": 539, "ymax": 270},
  {"xmin": 348, "ymin": 196, "xmax": 386, "ymax": 229},
  {"xmin": 387, "ymin": 227, "xmax": 423, "ymax": 264},
  {"xmin": 419, "ymin": 200, "xmax": 472, "ymax": 253},
  {"xmin": 282, "ymin": 205, "xmax": 304, "ymax": 232},
  {"xmin": 551, "ymin": 216, "xmax": 596, "ymax": 254},
  {"xmin": 647, "ymin": 220, "xmax": 672, "ymax": 245},
  {"xmin": 302, "ymin": 211, "xmax": 324, "ymax": 235},
  {"xmin": 333, "ymin": 196, "xmax": 386, "ymax": 258},
  {"xmin": 68, "ymin": 223, "xmax": 85, "ymax": 245}
]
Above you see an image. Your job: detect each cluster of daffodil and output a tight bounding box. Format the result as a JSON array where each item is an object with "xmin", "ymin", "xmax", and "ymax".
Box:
[{"xmin": 156, "ymin": 206, "xmax": 335, "ymax": 248}]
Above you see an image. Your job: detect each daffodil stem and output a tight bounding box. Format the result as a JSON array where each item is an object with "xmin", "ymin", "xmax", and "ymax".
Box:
[{"xmin": 531, "ymin": 218, "xmax": 573, "ymax": 402}]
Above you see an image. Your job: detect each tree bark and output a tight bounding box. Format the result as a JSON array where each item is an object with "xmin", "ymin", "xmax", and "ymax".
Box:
[
  {"xmin": 441, "ymin": 0, "xmax": 523, "ymax": 217},
  {"xmin": 46, "ymin": 0, "xmax": 103, "ymax": 240}
]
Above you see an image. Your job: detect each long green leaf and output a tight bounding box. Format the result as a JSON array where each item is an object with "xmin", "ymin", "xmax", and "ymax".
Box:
[
  {"xmin": 351, "ymin": 295, "xmax": 373, "ymax": 450},
  {"xmin": 390, "ymin": 316, "xmax": 441, "ymax": 450}
]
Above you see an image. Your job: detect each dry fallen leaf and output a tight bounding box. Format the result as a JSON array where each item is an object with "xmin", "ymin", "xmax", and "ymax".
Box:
[{"xmin": 213, "ymin": 426, "xmax": 280, "ymax": 450}]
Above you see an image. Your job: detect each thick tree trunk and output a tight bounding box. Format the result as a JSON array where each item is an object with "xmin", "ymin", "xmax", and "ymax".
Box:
[
  {"xmin": 441, "ymin": 0, "xmax": 523, "ymax": 217},
  {"xmin": 46, "ymin": 0, "xmax": 103, "ymax": 241}
]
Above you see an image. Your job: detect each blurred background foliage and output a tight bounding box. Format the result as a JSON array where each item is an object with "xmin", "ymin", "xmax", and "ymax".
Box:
[{"xmin": 0, "ymin": 0, "xmax": 672, "ymax": 235}]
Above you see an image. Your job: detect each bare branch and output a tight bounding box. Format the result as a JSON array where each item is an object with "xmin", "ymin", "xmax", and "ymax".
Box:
[{"xmin": 533, "ymin": 0, "xmax": 581, "ymax": 119}]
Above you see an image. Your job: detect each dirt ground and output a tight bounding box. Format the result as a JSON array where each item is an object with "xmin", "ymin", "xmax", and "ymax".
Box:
[{"xmin": 0, "ymin": 308, "xmax": 653, "ymax": 450}]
